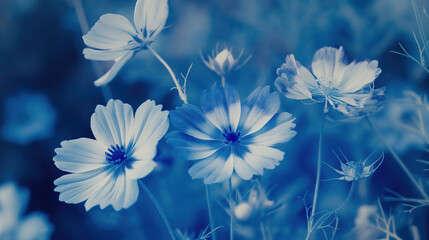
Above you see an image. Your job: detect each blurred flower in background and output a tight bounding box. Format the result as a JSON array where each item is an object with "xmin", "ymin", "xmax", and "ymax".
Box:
[
  {"xmin": 1, "ymin": 92, "xmax": 56, "ymax": 145},
  {"xmin": 0, "ymin": 181, "xmax": 53, "ymax": 240}
]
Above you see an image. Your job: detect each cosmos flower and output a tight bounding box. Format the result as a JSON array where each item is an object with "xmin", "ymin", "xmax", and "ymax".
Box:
[
  {"xmin": 275, "ymin": 46, "xmax": 384, "ymax": 114},
  {"xmin": 0, "ymin": 182, "xmax": 53, "ymax": 240},
  {"xmin": 202, "ymin": 46, "xmax": 251, "ymax": 77},
  {"xmin": 1, "ymin": 91, "xmax": 57, "ymax": 145},
  {"xmin": 336, "ymin": 87, "xmax": 386, "ymax": 118},
  {"xmin": 325, "ymin": 152, "xmax": 384, "ymax": 181},
  {"xmin": 167, "ymin": 82, "xmax": 296, "ymax": 184},
  {"xmin": 83, "ymin": 0, "xmax": 168, "ymax": 86},
  {"xmin": 54, "ymin": 99, "xmax": 169, "ymax": 211}
]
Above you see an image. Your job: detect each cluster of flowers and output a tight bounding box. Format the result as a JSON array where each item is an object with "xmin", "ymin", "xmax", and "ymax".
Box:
[{"xmin": 49, "ymin": 0, "xmax": 390, "ymax": 239}]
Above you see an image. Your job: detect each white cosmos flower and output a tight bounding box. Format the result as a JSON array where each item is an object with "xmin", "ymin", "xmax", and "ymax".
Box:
[
  {"xmin": 54, "ymin": 99, "xmax": 169, "ymax": 211},
  {"xmin": 275, "ymin": 46, "xmax": 383, "ymax": 114},
  {"xmin": 83, "ymin": 0, "xmax": 168, "ymax": 86}
]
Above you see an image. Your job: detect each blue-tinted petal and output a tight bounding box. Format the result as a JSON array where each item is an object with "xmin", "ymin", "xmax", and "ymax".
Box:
[
  {"xmin": 83, "ymin": 14, "xmax": 136, "ymax": 50},
  {"xmin": 134, "ymin": 0, "xmax": 168, "ymax": 41},
  {"xmin": 242, "ymin": 112, "xmax": 296, "ymax": 146},
  {"xmin": 54, "ymin": 138, "xmax": 109, "ymax": 173},
  {"xmin": 200, "ymin": 82, "xmax": 241, "ymax": 132},
  {"xmin": 90, "ymin": 99, "xmax": 135, "ymax": 148},
  {"xmin": 93, "ymin": 51, "xmax": 134, "ymax": 86},
  {"xmin": 170, "ymin": 104, "xmax": 221, "ymax": 141},
  {"xmin": 339, "ymin": 58, "xmax": 381, "ymax": 93},
  {"xmin": 311, "ymin": 46, "xmax": 347, "ymax": 82},
  {"xmin": 166, "ymin": 131, "xmax": 223, "ymax": 160},
  {"xmin": 276, "ymin": 54, "xmax": 317, "ymax": 100},
  {"xmin": 239, "ymin": 86, "xmax": 280, "ymax": 136},
  {"xmin": 188, "ymin": 147, "xmax": 233, "ymax": 184}
]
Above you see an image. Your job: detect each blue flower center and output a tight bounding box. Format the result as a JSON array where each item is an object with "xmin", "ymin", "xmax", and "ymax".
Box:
[
  {"xmin": 106, "ymin": 145, "xmax": 127, "ymax": 165},
  {"xmin": 222, "ymin": 126, "xmax": 240, "ymax": 145}
]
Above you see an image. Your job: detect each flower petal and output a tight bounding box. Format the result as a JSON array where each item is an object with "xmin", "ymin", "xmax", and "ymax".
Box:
[
  {"xmin": 166, "ymin": 132, "xmax": 223, "ymax": 160},
  {"xmin": 134, "ymin": 0, "xmax": 168, "ymax": 40},
  {"xmin": 239, "ymin": 86, "xmax": 280, "ymax": 136},
  {"xmin": 200, "ymin": 82, "xmax": 241, "ymax": 132},
  {"xmin": 338, "ymin": 58, "xmax": 381, "ymax": 93},
  {"xmin": 311, "ymin": 46, "xmax": 347, "ymax": 83},
  {"xmin": 54, "ymin": 138, "xmax": 109, "ymax": 173},
  {"xmin": 188, "ymin": 147, "xmax": 233, "ymax": 184},
  {"xmin": 90, "ymin": 99, "xmax": 135, "ymax": 148},
  {"xmin": 83, "ymin": 14, "xmax": 136, "ymax": 50},
  {"xmin": 169, "ymin": 104, "xmax": 221, "ymax": 141},
  {"xmin": 132, "ymin": 100, "xmax": 169, "ymax": 153},
  {"xmin": 54, "ymin": 166, "xmax": 113, "ymax": 205},
  {"xmin": 276, "ymin": 54, "xmax": 317, "ymax": 100},
  {"xmin": 93, "ymin": 51, "xmax": 134, "ymax": 86},
  {"xmin": 242, "ymin": 112, "xmax": 296, "ymax": 146}
]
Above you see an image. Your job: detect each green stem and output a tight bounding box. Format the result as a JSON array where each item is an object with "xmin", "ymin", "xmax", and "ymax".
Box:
[
  {"xmin": 221, "ymin": 75, "xmax": 226, "ymax": 87},
  {"xmin": 138, "ymin": 180, "xmax": 176, "ymax": 240},
  {"xmin": 205, "ymin": 185, "xmax": 217, "ymax": 240},
  {"xmin": 366, "ymin": 116, "xmax": 428, "ymax": 200},
  {"xmin": 147, "ymin": 46, "xmax": 188, "ymax": 104},
  {"xmin": 260, "ymin": 220, "xmax": 268, "ymax": 240}
]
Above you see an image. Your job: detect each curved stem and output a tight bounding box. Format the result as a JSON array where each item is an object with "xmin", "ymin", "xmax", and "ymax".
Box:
[
  {"xmin": 71, "ymin": 0, "xmax": 112, "ymax": 103},
  {"xmin": 205, "ymin": 185, "xmax": 217, "ymax": 240},
  {"xmin": 147, "ymin": 46, "xmax": 188, "ymax": 104},
  {"xmin": 366, "ymin": 116, "xmax": 428, "ymax": 200},
  {"xmin": 336, "ymin": 181, "xmax": 356, "ymax": 211},
  {"xmin": 138, "ymin": 180, "xmax": 176, "ymax": 240},
  {"xmin": 229, "ymin": 179, "xmax": 234, "ymax": 240}
]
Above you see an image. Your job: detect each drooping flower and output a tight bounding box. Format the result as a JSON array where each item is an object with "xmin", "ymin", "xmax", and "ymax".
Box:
[
  {"xmin": 202, "ymin": 46, "xmax": 251, "ymax": 77},
  {"xmin": 83, "ymin": 0, "xmax": 168, "ymax": 86},
  {"xmin": 275, "ymin": 46, "xmax": 385, "ymax": 115},
  {"xmin": 325, "ymin": 151, "xmax": 384, "ymax": 181},
  {"xmin": 166, "ymin": 82, "xmax": 296, "ymax": 184},
  {"xmin": 2, "ymin": 91, "xmax": 57, "ymax": 145},
  {"xmin": 54, "ymin": 99, "xmax": 169, "ymax": 211},
  {"xmin": 0, "ymin": 181, "xmax": 53, "ymax": 240}
]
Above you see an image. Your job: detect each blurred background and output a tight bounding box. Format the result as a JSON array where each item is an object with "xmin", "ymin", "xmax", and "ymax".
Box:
[{"xmin": 0, "ymin": 0, "xmax": 429, "ymax": 239}]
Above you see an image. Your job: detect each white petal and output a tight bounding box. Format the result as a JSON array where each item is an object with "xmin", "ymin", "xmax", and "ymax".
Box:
[
  {"xmin": 54, "ymin": 166, "xmax": 113, "ymax": 205},
  {"xmin": 83, "ymin": 14, "xmax": 136, "ymax": 50},
  {"xmin": 233, "ymin": 154, "xmax": 254, "ymax": 180},
  {"xmin": 339, "ymin": 59, "xmax": 381, "ymax": 93},
  {"xmin": 90, "ymin": 99, "xmax": 135, "ymax": 148},
  {"xmin": 188, "ymin": 147, "xmax": 233, "ymax": 184},
  {"xmin": 132, "ymin": 100, "xmax": 169, "ymax": 153},
  {"xmin": 169, "ymin": 104, "xmax": 221, "ymax": 141},
  {"xmin": 134, "ymin": 0, "xmax": 168, "ymax": 40},
  {"xmin": 201, "ymin": 83, "xmax": 241, "ymax": 132},
  {"xmin": 311, "ymin": 46, "xmax": 347, "ymax": 83},
  {"xmin": 54, "ymin": 138, "xmax": 108, "ymax": 173},
  {"xmin": 166, "ymin": 132, "xmax": 223, "ymax": 160},
  {"xmin": 275, "ymin": 54, "xmax": 317, "ymax": 100},
  {"xmin": 83, "ymin": 48, "xmax": 130, "ymax": 61},
  {"xmin": 93, "ymin": 51, "xmax": 134, "ymax": 86},
  {"xmin": 239, "ymin": 86, "xmax": 280, "ymax": 136},
  {"xmin": 243, "ymin": 112, "xmax": 296, "ymax": 146}
]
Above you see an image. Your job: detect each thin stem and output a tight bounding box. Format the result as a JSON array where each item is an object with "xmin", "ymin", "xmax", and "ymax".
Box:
[
  {"xmin": 366, "ymin": 116, "xmax": 428, "ymax": 199},
  {"xmin": 260, "ymin": 220, "xmax": 268, "ymax": 240},
  {"xmin": 205, "ymin": 185, "xmax": 217, "ymax": 240},
  {"xmin": 71, "ymin": 0, "xmax": 112, "ymax": 103},
  {"xmin": 229, "ymin": 179, "xmax": 234, "ymax": 240},
  {"xmin": 310, "ymin": 107, "xmax": 327, "ymax": 220},
  {"xmin": 138, "ymin": 180, "xmax": 176, "ymax": 240},
  {"xmin": 147, "ymin": 45, "xmax": 188, "ymax": 104},
  {"xmin": 336, "ymin": 181, "xmax": 356, "ymax": 211},
  {"xmin": 411, "ymin": 0, "xmax": 429, "ymax": 65},
  {"xmin": 221, "ymin": 75, "xmax": 226, "ymax": 87}
]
